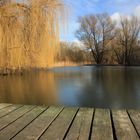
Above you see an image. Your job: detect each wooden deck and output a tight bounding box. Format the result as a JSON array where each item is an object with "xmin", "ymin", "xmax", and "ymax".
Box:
[{"xmin": 0, "ymin": 103, "xmax": 139, "ymax": 140}]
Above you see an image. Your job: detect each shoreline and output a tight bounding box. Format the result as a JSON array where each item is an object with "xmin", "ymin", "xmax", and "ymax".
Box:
[
  {"xmin": 52, "ymin": 62, "xmax": 140, "ymax": 68},
  {"xmin": 84, "ymin": 64, "xmax": 140, "ymax": 67},
  {"xmin": 1, "ymin": 62, "xmax": 140, "ymax": 76}
]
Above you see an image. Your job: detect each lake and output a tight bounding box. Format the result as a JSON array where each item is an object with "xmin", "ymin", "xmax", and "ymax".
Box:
[{"xmin": 0, "ymin": 66, "xmax": 140, "ymax": 109}]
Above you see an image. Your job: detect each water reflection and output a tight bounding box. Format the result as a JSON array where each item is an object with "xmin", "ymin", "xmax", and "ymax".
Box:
[
  {"xmin": 0, "ymin": 71, "xmax": 57, "ymax": 105},
  {"xmin": 0, "ymin": 66, "xmax": 140, "ymax": 109},
  {"xmin": 77, "ymin": 67, "xmax": 140, "ymax": 108}
]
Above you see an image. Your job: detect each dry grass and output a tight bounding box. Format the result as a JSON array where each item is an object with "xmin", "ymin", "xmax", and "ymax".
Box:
[{"xmin": 0, "ymin": 0, "xmax": 64, "ymax": 74}]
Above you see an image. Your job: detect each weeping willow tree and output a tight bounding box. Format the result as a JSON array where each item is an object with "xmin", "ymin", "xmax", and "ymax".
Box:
[{"xmin": 0, "ymin": 0, "xmax": 64, "ymax": 74}]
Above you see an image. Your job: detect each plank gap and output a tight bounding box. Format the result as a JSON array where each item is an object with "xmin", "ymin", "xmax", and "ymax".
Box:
[
  {"xmin": 39, "ymin": 107, "xmax": 79, "ymax": 140},
  {"xmin": 63, "ymin": 108, "xmax": 80, "ymax": 140},
  {"xmin": 0, "ymin": 105, "xmax": 36, "ymax": 131},
  {"xmin": 127, "ymin": 110, "xmax": 140, "ymax": 138},
  {"xmin": 10, "ymin": 106, "xmax": 49, "ymax": 140},
  {"xmin": 37, "ymin": 107, "xmax": 64, "ymax": 140},
  {"xmin": 88, "ymin": 108, "xmax": 95, "ymax": 140},
  {"xmin": 0, "ymin": 103, "xmax": 13, "ymax": 110},
  {"xmin": 110, "ymin": 110, "xmax": 117, "ymax": 140},
  {"xmin": 0, "ymin": 105, "xmax": 23, "ymax": 119}
]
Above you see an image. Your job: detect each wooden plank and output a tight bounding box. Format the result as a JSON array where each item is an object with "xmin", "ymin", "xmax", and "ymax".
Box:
[
  {"xmin": 0, "ymin": 106, "xmax": 47, "ymax": 140},
  {"xmin": 0, "ymin": 104, "xmax": 22, "ymax": 118},
  {"xmin": 39, "ymin": 107, "xmax": 78, "ymax": 140},
  {"xmin": 65, "ymin": 108, "xmax": 93, "ymax": 140},
  {"xmin": 0, "ymin": 103, "xmax": 12, "ymax": 110},
  {"xmin": 0, "ymin": 105, "xmax": 35, "ymax": 131},
  {"xmin": 112, "ymin": 110, "xmax": 139, "ymax": 140},
  {"xmin": 0, "ymin": 104, "xmax": 139, "ymax": 140},
  {"xmin": 13, "ymin": 106, "xmax": 63, "ymax": 140},
  {"xmin": 91, "ymin": 109, "xmax": 113, "ymax": 140},
  {"xmin": 128, "ymin": 110, "xmax": 140, "ymax": 136}
]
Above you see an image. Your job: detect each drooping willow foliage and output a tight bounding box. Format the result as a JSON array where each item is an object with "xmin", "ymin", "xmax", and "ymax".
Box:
[{"xmin": 0, "ymin": 0, "xmax": 64, "ymax": 74}]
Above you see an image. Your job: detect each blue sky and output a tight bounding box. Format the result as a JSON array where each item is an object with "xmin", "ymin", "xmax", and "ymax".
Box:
[{"xmin": 60, "ymin": 0, "xmax": 140, "ymax": 41}]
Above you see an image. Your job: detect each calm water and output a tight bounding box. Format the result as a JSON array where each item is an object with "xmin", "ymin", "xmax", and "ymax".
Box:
[{"xmin": 0, "ymin": 66, "xmax": 140, "ymax": 109}]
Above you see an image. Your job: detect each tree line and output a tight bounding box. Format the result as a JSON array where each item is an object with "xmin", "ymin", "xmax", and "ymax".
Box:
[
  {"xmin": 76, "ymin": 13, "xmax": 140, "ymax": 65},
  {"xmin": 56, "ymin": 42, "xmax": 92, "ymax": 63}
]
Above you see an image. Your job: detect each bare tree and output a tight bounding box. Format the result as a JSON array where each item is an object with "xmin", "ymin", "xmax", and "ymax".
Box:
[
  {"xmin": 76, "ymin": 13, "xmax": 115, "ymax": 64},
  {"xmin": 56, "ymin": 42, "xmax": 92, "ymax": 63},
  {"xmin": 113, "ymin": 16, "xmax": 140, "ymax": 65}
]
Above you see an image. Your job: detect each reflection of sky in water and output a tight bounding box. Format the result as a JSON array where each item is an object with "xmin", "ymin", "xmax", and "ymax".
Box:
[
  {"xmin": 54, "ymin": 66, "xmax": 140, "ymax": 109},
  {"xmin": 0, "ymin": 66, "xmax": 140, "ymax": 109},
  {"xmin": 59, "ymin": 86, "xmax": 81, "ymax": 106}
]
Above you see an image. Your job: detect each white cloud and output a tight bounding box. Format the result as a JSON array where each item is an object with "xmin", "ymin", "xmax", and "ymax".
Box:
[
  {"xmin": 111, "ymin": 9, "xmax": 138, "ymax": 25},
  {"xmin": 72, "ymin": 39, "xmax": 84, "ymax": 48},
  {"xmin": 134, "ymin": 5, "xmax": 140, "ymax": 19},
  {"xmin": 111, "ymin": 12, "xmax": 121, "ymax": 23},
  {"xmin": 111, "ymin": 5, "xmax": 140, "ymax": 24}
]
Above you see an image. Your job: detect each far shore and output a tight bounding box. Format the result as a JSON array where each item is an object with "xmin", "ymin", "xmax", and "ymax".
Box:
[
  {"xmin": 84, "ymin": 64, "xmax": 140, "ymax": 66},
  {"xmin": 52, "ymin": 61, "xmax": 140, "ymax": 68},
  {"xmin": 52, "ymin": 61, "xmax": 91, "ymax": 68},
  {"xmin": 1, "ymin": 62, "xmax": 140, "ymax": 76}
]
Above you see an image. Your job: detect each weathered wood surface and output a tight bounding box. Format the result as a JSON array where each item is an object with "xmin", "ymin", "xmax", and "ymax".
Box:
[
  {"xmin": 65, "ymin": 108, "xmax": 94, "ymax": 140},
  {"xmin": 0, "ymin": 103, "xmax": 139, "ymax": 140},
  {"xmin": 112, "ymin": 110, "xmax": 139, "ymax": 140},
  {"xmin": 128, "ymin": 110, "xmax": 140, "ymax": 137},
  {"xmin": 39, "ymin": 107, "xmax": 78, "ymax": 140},
  {"xmin": 91, "ymin": 109, "xmax": 113, "ymax": 140}
]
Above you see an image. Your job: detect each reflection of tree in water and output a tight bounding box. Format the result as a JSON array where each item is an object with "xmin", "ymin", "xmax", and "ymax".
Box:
[
  {"xmin": 0, "ymin": 67, "xmax": 140, "ymax": 108},
  {"xmin": 0, "ymin": 71, "xmax": 57, "ymax": 105},
  {"xmin": 77, "ymin": 67, "xmax": 140, "ymax": 109}
]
